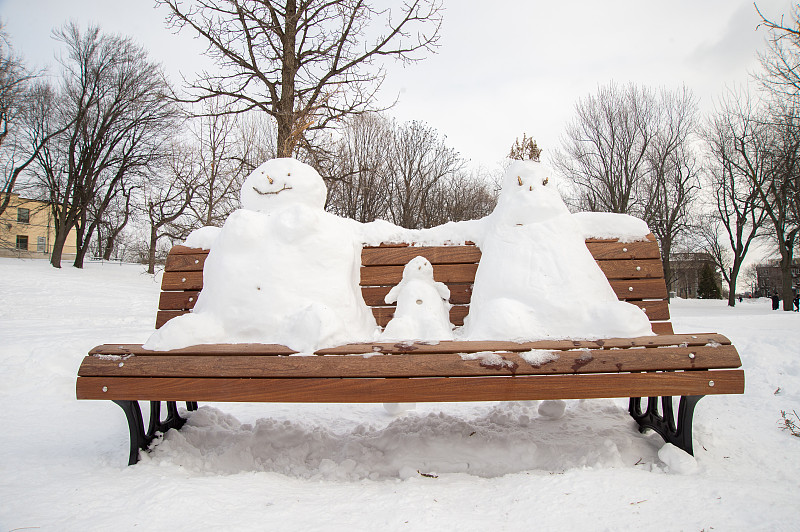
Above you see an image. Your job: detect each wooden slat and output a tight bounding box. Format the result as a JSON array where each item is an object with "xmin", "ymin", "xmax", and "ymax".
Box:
[
  {"xmin": 89, "ymin": 333, "xmax": 732, "ymax": 357},
  {"xmin": 156, "ymin": 310, "xmax": 188, "ymax": 329},
  {"xmin": 585, "ymin": 240, "xmax": 662, "ymax": 260},
  {"xmin": 610, "ymin": 279, "xmax": 669, "ymax": 299},
  {"xmin": 78, "ymin": 345, "xmax": 741, "ymax": 379},
  {"xmin": 596, "ymin": 259, "xmax": 664, "ymax": 280},
  {"xmin": 360, "ymin": 263, "xmax": 478, "ymax": 286},
  {"xmin": 91, "ymin": 343, "xmax": 298, "ymax": 356},
  {"xmin": 651, "ymin": 322, "xmax": 674, "ymax": 335},
  {"xmin": 76, "ymin": 370, "xmax": 745, "ymax": 402},
  {"xmin": 371, "ymin": 305, "xmax": 469, "ymax": 327},
  {"xmin": 362, "ymin": 284, "xmax": 473, "ymax": 306},
  {"xmin": 161, "ymin": 271, "xmax": 203, "ymax": 291},
  {"xmin": 361, "ymin": 245, "xmax": 482, "ymax": 266},
  {"xmin": 629, "ymin": 300, "xmax": 670, "ymax": 321},
  {"xmin": 165, "ymin": 253, "xmax": 207, "ymax": 272},
  {"xmin": 159, "ymin": 291, "xmax": 200, "ymax": 311},
  {"xmin": 168, "ymin": 245, "xmax": 210, "ymax": 256}
]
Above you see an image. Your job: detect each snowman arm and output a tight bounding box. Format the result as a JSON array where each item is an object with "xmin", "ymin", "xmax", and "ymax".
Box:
[
  {"xmin": 384, "ymin": 284, "xmax": 400, "ymax": 304},
  {"xmin": 434, "ymin": 281, "xmax": 450, "ymax": 300}
]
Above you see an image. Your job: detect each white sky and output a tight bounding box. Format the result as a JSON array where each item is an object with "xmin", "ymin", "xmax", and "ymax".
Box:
[{"xmin": 0, "ymin": 0, "xmax": 795, "ymax": 171}]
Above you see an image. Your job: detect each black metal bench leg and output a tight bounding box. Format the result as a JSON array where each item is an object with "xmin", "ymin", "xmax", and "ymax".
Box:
[
  {"xmin": 113, "ymin": 400, "xmax": 192, "ymax": 465},
  {"xmin": 629, "ymin": 395, "xmax": 704, "ymax": 455},
  {"xmin": 113, "ymin": 400, "xmax": 152, "ymax": 466},
  {"xmin": 146, "ymin": 401, "xmax": 189, "ymax": 439}
]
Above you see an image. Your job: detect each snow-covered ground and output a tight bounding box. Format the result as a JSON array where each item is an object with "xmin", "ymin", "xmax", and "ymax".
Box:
[{"xmin": 1, "ymin": 257, "xmax": 799, "ymax": 531}]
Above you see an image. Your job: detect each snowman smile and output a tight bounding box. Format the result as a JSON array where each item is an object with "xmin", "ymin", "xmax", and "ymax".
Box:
[{"xmin": 253, "ymin": 184, "xmax": 293, "ymax": 195}]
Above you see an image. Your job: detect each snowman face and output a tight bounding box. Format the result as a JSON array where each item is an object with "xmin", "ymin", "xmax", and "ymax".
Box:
[
  {"xmin": 403, "ymin": 256, "xmax": 435, "ymax": 280},
  {"xmin": 240, "ymin": 158, "xmax": 328, "ymax": 213},
  {"xmin": 495, "ymin": 160, "xmax": 569, "ymax": 224}
]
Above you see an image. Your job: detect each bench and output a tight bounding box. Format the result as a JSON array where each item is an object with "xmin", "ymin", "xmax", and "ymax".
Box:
[{"xmin": 76, "ymin": 234, "xmax": 745, "ymax": 465}]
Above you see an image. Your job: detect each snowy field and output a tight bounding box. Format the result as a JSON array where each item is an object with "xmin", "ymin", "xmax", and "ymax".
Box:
[{"xmin": 1, "ymin": 257, "xmax": 799, "ymax": 531}]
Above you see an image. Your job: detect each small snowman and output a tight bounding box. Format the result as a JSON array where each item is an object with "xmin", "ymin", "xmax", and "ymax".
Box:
[{"xmin": 380, "ymin": 256, "xmax": 454, "ymax": 341}]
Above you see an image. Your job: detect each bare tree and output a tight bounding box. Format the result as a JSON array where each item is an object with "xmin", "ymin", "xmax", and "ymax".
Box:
[
  {"xmin": 33, "ymin": 23, "xmax": 181, "ymax": 268},
  {"xmin": 701, "ymin": 88, "xmax": 769, "ymax": 306},
  {"xmin": 91, "ymin": 179, "xmax": 136, "ymax": 260},
  {"xmin": 235, "ymin": 110, "xmax": 277, "ymax": 174},
  {"xmin": 556, "ymin": 83, "xmax": 701, "ymax": 292},
  {"xmin": 756, "ymin": 3, "xmax": 800, "ymax": 101},
  {"xmin": 159, "ymin": 0, "xmax": 442, "ymax": 157},
  {"xmin": 324, "ymin": 112, "xmax": 392, "ymax": 222},
  {"xmin": 140, "ymin": 143, "xmax": 198, "ymax": 274},
  {"xmin": 643, "ymin": 87, "xmax": 700, "ymax": 294},
  {"xmin": 760, "ymin": 102, "xmax": 800, "ymax": 310},
  {"xmin": 385, "ymin": 120, "xmax": 463, "ymax": 229},
  {"xmin": 554, "ymin": 82, "xmax": 656, "ymax": 214},
  {"xmin": 423, "ymin": 168, "xmax": 497, "ymax": 227},
  {"xmin": 187, "ymin": 100, "xmax": 247, "ymax": 227},
  {"xmin": 0, "ymin": 31, "xmax": 71, "ymax": 218}
]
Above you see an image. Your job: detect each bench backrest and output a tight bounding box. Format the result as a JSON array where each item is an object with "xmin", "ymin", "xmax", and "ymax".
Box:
[{"xmin": 157, "ymin": 234, "xmax": 672, "ymax": 335}]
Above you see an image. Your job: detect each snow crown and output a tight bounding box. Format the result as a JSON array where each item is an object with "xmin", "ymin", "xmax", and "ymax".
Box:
[{"xmin": 240, "ymin": 158, "xmax": 328, "ymax": 213}]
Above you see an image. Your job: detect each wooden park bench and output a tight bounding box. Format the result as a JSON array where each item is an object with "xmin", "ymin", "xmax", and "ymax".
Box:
[{"xmin": 76, "ymin": 234, "xmax": 745, "ymax": 465}]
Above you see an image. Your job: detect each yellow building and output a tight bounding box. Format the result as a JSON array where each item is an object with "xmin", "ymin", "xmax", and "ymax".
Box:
[{"xmin": 0, "ymin": 193, "xmax": 78, "ymax": 259}]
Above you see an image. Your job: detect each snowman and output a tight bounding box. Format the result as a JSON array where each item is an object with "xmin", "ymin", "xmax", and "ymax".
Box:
[
  {"xmin": 379, "ymin": 256, "xmax": 454, "ymax": 341},
  {"xmin": 460, "ymin": 160, "xmax": 653, "ymax": 341},
  {"xmin": 144, "ymin": 158, "xmax": 379, "ymax": 353}
]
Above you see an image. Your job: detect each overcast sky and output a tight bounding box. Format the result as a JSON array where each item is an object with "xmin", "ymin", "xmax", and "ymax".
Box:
[{"xmin": 0, "ymin": 0, "xmax": 796, "ymax": 171}]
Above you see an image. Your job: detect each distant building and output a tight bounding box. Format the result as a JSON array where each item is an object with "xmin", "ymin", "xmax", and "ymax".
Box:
[
  {"xmin": 755, "ymin": 261, "xmax": 800, "ymax": 297},
  {"xmin": 668, "ymin": 252, "xmax": 723, "ymax": 299},
  {"xmin": 0, "ymin": 193, "xmax": 77, "ymax": 259}
]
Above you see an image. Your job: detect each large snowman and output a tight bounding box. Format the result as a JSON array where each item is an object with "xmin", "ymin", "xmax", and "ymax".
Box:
[
  {"xmin": 144, "ymin": 158, "xmax": 379, "ymax": 353},
  {"xmin": 459, "ymin": 160, "xmax": 653, "ymax": 341}
]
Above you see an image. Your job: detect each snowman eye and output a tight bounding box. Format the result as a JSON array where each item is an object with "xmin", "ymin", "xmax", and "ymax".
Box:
[
  {"xmin": 517, "ymin": 176, "xmax": 523, "ymax": 186},
  {"xmin": 542, "ymin": 177, "xmax": 549, "ymax": 186},
  {"xmin": 529, "ymin": 186, "xmax": 532, "ymax": 191}
]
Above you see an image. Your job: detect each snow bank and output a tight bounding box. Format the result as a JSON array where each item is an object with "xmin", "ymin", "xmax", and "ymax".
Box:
[{"xmin": 2, "ymin": 260, "xmax": 800, "ymax": 530}]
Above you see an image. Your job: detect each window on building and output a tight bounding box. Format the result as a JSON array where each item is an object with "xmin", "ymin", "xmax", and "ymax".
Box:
[
  {"xmin": 37, "ymin": 236, "xmax": 46, "ymax": 253},
  {"xmin": 17, "ymin": 208, "xmax": 30, "ymax": 224},
  {"xmin": 16, "ymin": 235, "xmax": 28, "ymax": 250}
]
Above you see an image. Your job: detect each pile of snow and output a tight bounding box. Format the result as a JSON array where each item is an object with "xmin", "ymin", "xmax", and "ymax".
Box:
[{"xmin": 147, "ymin": 158, "xmax": 652, "ymax": 352}]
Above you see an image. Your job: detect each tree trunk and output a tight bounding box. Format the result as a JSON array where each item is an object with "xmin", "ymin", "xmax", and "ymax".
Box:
[
  {"xmin": 659, "ymin": 239, "xmax": 672, "ymax": 302},
  {"xmin": 148, "ymin": 226, "xmax": 158, "ymax": 275},
  {"xmin": 727, "ymin": 261, "xmax": 742, "ymax": 307},
  {"xmin": 74, "ymin": 216, "xmax": 101, "ymax": 268},
  {"xmin": 102, "ymin": 235, "xmax": 115, "ymax": 260},
  {"xmin": 73, "ymin": 238, "xmax": 91, "ymax": 268},
  {"xmin": 780, "ymin": 252, "xmax": 795, "ymax": 311},
  {"xmin": 49, "ymin": 226, "xmax": 70, "ymax": 269},
  {"xmin": 276, "ymin": 0, "xmax": 298, "ymax": 158}
]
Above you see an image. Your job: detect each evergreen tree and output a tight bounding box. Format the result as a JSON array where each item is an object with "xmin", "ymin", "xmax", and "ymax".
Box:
[{"xmin": 697, "ymin": 263, "xmax": 721, "ymax": 299}]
